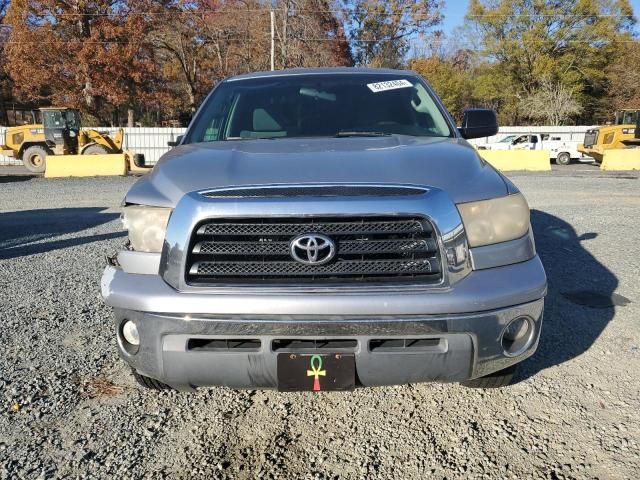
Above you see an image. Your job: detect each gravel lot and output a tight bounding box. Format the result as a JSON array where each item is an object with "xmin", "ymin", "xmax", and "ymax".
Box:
[{"xmin": 0, "ymin": 165, "xmax": 638, "ymax": 479}]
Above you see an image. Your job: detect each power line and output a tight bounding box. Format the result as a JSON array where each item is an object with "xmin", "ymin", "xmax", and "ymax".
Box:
[
  {"xmin": 3, "ymin": 38, "xmax": 639, "ymax": 45},
  {"xmin": 0, "ymin": 8, "xmax": 636, "ymax": 17}
]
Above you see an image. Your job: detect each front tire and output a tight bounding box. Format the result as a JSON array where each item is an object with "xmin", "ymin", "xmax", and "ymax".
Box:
[
  {"xmin": 83, "ymin": 144, "xmax": 111, "ymax": 155},
  {"xmin": 461, "ymin": 365, "xmax": 517, "ymax": 389},
  {"xmin": 22, "ymin": 145, "xmax": 48, "ymax": 173},
  {"xmin": 555, "ymin": 152, "xmax": 571, "ymax": 166},
  {"xmin": 131, "ymin": 370, "xmax": 174, "ymax": 391}
]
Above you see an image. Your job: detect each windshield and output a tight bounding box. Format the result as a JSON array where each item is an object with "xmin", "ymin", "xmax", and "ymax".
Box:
[
  {"xmin": 617, "ymin": 111, "xmax": 638, "ymax": 125},
  {"xmin": 499, "ymin": 135, "xmax": 515, "ymax": 143},
  {"xmin": 185, "ymin": 74, "xmax": 452, "ymax": 143},
  {"xmin": 42, "ymin": 110, "xmax": 81, "ymax": 130}
]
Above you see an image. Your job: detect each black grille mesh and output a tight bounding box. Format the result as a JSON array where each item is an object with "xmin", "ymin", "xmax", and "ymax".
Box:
[
  {"xmin": 201, "ymin": 186, "xmax": 426, "ymax": 198},
  {"xmin": 194, "ymin": 259, "xmax": 436, "ymax": 276},
  {"xmin": 186, "ymin": 216, "xmax": 442, "ymax": 285},
  {"xmin": 198, "ymin": 219, "xmax": 426, "ymax": 236},
  {"xmin": 194, "ymin": 238, "xmax": 437, "ymax": 256}
]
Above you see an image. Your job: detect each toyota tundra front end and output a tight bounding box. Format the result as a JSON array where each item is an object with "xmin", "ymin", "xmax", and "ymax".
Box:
[{"xmin": 101, "ymin": 68, "xmax": 546, "ymax": 391}]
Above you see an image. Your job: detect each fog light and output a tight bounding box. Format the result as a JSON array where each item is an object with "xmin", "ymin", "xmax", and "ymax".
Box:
[
  {"xmin": 501, "ymin": 316, "xmax": 533, "ymax": 357},
  {"xmin": 122, "ymin": 320, "xmax": 140, "ymax": 346}
]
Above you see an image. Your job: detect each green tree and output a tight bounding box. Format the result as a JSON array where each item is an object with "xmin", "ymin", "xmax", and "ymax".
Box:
[
  {"xmin": 466, "ymin": 0, "xmax": 635, "ymax": 123},
  {"xmin": 409, "ymin": 52, "xmax": 473, "ymax": 121}
]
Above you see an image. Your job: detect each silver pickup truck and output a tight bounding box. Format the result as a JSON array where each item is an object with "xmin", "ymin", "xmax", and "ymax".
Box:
[{"xmin": 101, "ymin": 68, "xmax": 547, "ymax": 392}]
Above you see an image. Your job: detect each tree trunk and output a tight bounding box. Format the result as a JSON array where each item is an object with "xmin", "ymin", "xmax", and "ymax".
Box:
[
  {"xmin": 77, "ymin": 3, "xmax": 95, "ymax": 109},
  {"xmin": 281, "ymin": 2, "xmax": 288, "ymax": 69},
  {"xmin": 187, "ymin": 87, "xmax": 196, "ymax": 114},
  {"xmin": 127, "ymin": 108, "xmax": 134, "ymax": 128},
  {"xmin": 82, "ymin": 78, "xmax": 95, "ymax": 109}
]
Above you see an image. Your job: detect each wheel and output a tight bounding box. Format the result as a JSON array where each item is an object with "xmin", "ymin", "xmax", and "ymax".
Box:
[
  {"xmin": 83, "ymin": 144, "xmax": 111, "ymax": 155},
  {"xmin": 131, "ymin": 370, "xmax": 174, "ymax": 391},
  {"xmin": 555, "ymin": 152, "xmax": 571, "ymax": 166},
  {"xmin": 22, "ymin": 145, "xmax": 48, "ymax": 173},
  {"xmin": 461, "ymin": 365, "xmax": 517, "ymax": 389}
]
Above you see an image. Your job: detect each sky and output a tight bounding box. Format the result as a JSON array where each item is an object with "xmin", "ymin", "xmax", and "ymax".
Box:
[
  {"xmin": 441, "ymin": 0, "xmax": 471, "ymax": 35},
  {"xmin": 440, "ymin": 0, "xmax": 640, "ymax": 36}
]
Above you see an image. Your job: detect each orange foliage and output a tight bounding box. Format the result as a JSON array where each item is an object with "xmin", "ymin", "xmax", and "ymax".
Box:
[{"xmin": 3, "ymin": 0, "xmax": 352, "ymax": 124}]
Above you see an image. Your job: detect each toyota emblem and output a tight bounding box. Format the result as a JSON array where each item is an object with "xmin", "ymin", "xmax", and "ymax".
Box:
[{"xmin": 290, "ymin": 234, "xmax": 336, "ymax": 265}]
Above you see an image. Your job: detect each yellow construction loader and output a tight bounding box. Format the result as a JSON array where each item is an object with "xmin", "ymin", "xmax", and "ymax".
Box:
[
  {"xmin": 577, "ymin": 109, "xmax": 640, "ymax": 163},
  {"xmin": 0, "ymin": 107, "xmax": 149, "ymax": 175}
]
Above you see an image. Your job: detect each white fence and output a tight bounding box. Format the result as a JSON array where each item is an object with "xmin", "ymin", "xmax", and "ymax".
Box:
[
  {"xmin": 1, "ymin": 125, "xmax": 592, "ymax": 167},
  {"xmin": 468, "ymin": 125, "xmax": 594, "ymax": 147}
]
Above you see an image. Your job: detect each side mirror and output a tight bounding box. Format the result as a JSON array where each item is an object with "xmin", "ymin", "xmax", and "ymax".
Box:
[
  {"xmin": 167, "ymin": 135, "xmax": 184, "ymax": 147},
  {"xmin": 459, "ymin": 109, "xmax": 499, "ymax": 140},
  {"xmin": 531, "ymin": 136, "xmax": 538, "ymax": 144}
]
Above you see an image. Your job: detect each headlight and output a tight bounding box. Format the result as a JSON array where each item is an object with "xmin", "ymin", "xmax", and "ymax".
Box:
[
  {"xmin": 121, "ymin": 205, "xmax": 172, "ymax": 253},
  {"xmin": 457, "ymin": 193, "xmax": 529, "ymax": 247}
]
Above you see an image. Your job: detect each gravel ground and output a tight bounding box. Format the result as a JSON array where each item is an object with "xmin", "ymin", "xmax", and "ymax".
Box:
[{"xmin": 0, "ymin": 165, "xmax": 638, "ymax": 479}]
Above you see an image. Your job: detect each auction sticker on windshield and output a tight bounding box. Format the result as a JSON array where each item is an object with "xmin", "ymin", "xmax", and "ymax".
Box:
[{"xmin": 367, "ymin": 79, "xmax": 413, "ymax": 93}]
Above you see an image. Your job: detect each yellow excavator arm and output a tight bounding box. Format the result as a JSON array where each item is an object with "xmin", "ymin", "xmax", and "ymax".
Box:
[{"xmin": 80, "ymin": 128, "xmax": 124, "ymax": 153}]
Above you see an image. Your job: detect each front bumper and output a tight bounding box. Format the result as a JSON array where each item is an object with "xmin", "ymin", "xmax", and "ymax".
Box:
[{"xmin": 102, "ymin": 256, "xmax": 546, "ymax": 390}]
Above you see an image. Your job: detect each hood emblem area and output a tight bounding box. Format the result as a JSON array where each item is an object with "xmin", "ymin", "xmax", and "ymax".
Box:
[{"xmin": 290, "ymin": 234, "xmax": 336, "ymax": 265}]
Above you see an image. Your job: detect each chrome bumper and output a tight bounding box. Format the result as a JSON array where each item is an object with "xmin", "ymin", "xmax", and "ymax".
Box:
[
  {"xmin": 112, "ymin": 299, "xmax": 543, "ymax": 390},
  {"xmin": 102, "ymin": 256, "xmax": 546, "ymax": 390}
]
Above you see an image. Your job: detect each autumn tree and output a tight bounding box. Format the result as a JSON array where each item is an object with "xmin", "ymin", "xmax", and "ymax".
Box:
[
  {"xmin": 344, "ymin": 0, "xmax": 444, "ymax": 68},
  {"xmin": 272, "ymin": 0, "xmax": 352, "ymax": 69},
  {"xmin": 0, "ymin": 0, "xmax": 11, "ymax": 121},
  {"xmin": 200, "ymin": 0, "xmax": 271, "ymax": 75},
  {"xmin": 604, "ymin": 41, "xmax": 640, "ymax": 115},
  {"xmin": 147, "ymin": 0, "xmax": 273, "ymax": 115},
  {"xmin": 150, "ymin": 0, "xmax": 352, "ymax": 116},
  {"xmin": 5, "ymin": 0, "xmax": 167, "ymax": 124},
  {"xmin": 81, "ymin": 2, "xmax": 171, "ymax": 126},
  {"xmin": 149, "ymin": 1, "xmax": 217, "ymax": 115}
]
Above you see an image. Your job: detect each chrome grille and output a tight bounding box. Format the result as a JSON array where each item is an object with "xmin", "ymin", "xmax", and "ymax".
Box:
[{"xmin": 186, "ymin": 216, "xmax": 442, "ymax": 285}]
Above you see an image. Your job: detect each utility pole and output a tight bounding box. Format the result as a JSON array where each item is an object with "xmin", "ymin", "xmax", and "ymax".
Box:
[
  {"xmin": 281, "ymin": 2, "xmax": 288, "ymax": 69},
  {"xmin": 270, "ymin": 10, "xmax": 275, "ymax": 71}
]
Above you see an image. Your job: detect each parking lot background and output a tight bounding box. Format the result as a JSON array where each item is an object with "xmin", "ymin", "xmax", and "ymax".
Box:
[
  {"xmin": 0, "ymin": 125, "xmax": 594, "ymax": 167},
  {"xmin": 0, "ymin": 165, "xmax": 638, "ymax": 479}
]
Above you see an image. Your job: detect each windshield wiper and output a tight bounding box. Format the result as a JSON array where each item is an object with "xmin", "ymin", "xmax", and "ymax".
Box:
[
  {"xmin": 225, "ymin": 136, "xmax": 283, "ymax": 141},
  {"xmin": 334, "ymin": 131, "xmax": 391, "ymax": 138}
]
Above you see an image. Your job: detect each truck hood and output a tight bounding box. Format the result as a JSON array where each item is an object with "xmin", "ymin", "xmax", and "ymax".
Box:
[{"xmin": 126, "ymin": 136, "xmax": 509, "ymax": 207}]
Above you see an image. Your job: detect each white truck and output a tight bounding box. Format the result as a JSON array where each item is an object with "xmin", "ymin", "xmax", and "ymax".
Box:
[{"xmin": 478, "ymin": 133, "xmax": 592, "ymax": 165}]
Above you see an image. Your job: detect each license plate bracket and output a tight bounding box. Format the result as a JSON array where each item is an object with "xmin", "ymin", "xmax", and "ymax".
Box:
[{"xmin": 277, "ymin": 353, "xmax": 355, "ymax": 392}]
